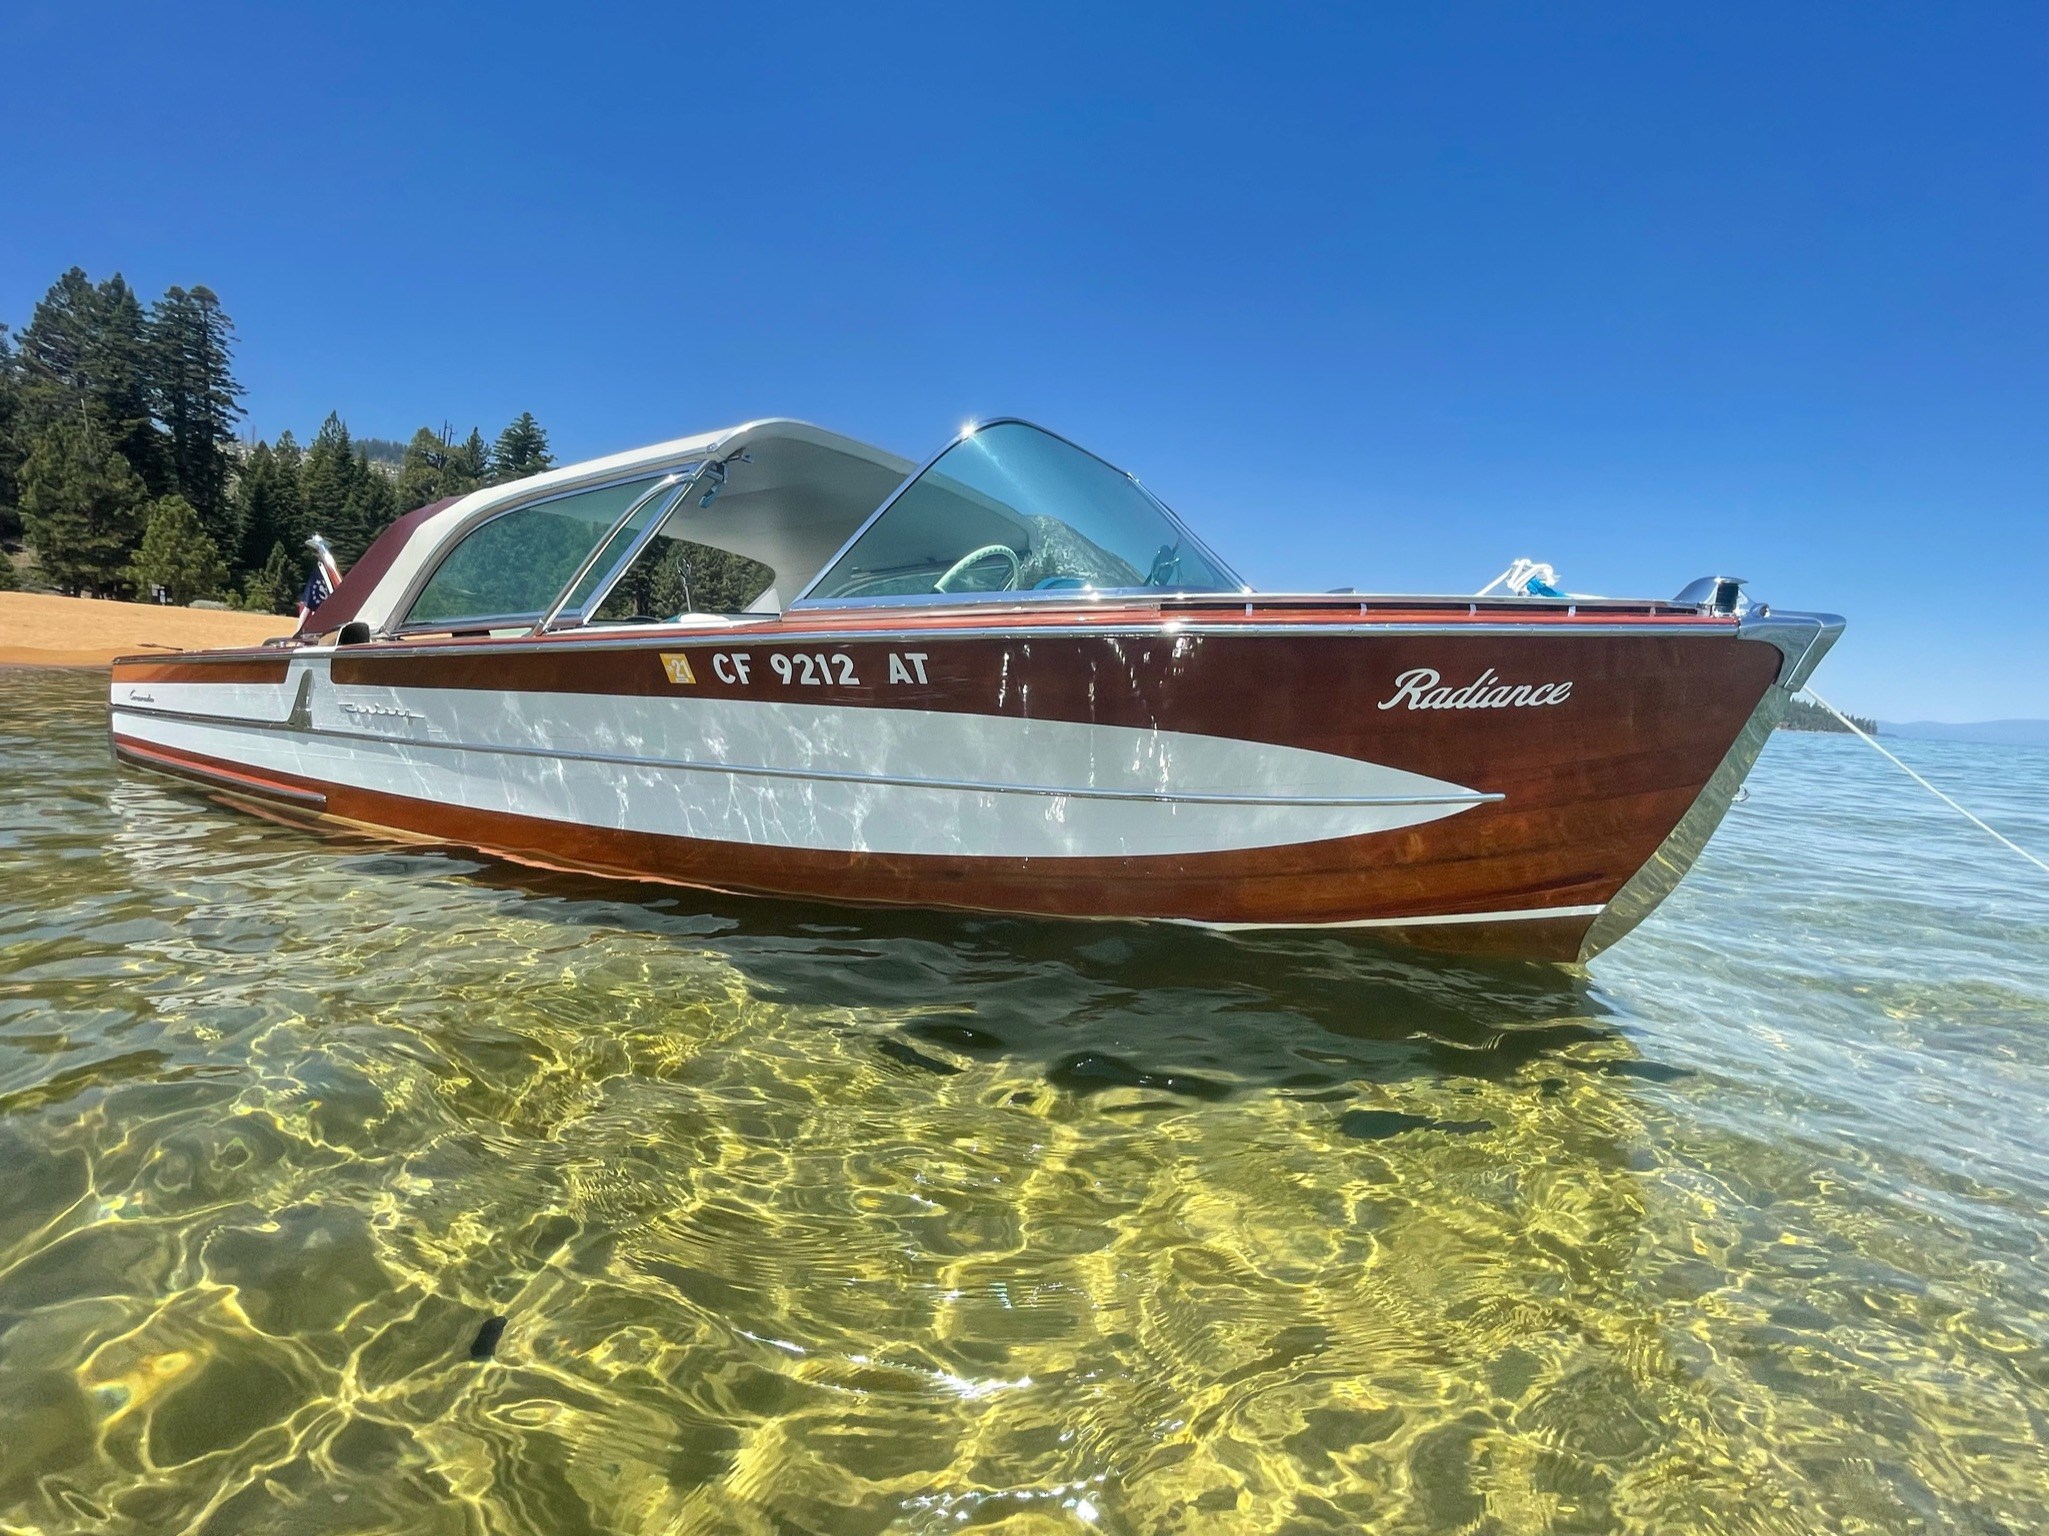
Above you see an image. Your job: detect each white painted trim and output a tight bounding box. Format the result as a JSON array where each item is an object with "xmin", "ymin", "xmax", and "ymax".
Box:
[{"xmin": 110, "ymin": 679, "xmax": 1498, "ymax": 860}]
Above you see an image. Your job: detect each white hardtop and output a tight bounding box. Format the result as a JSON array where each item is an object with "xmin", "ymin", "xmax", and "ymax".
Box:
[{"xmin": 346, "ymin": 419, "xmax": 914, "ymax": 634}]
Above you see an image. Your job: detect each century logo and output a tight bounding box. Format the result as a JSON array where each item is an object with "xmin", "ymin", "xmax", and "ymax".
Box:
[{"xmin": 1377, "ymin": 666, "xmax": 1573, "ymax": 711}]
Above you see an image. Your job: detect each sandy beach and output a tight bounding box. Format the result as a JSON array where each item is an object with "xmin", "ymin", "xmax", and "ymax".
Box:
[{"xmin": 0, "ymin": 591, "xmax": 298, "ymax": 668}]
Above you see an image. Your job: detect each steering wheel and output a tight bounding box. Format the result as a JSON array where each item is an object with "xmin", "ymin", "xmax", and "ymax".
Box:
[{"xmin": 934, "ymin": 543, "xmax": 1021, "ymax": 593}]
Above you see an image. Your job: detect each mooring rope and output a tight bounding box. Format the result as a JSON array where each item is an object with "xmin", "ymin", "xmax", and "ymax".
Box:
[{"xmin": 1801, "ymin": 687, "xmax": 2049, "ymax": 881}]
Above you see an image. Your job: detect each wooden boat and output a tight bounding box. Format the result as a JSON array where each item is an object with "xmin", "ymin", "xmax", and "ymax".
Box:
[{"xmin": 108, "ymin": 418, "xmax": 1842, "ymax": 961}]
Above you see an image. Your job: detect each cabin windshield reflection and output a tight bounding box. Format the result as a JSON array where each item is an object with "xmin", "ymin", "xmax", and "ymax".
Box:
[{"xmin": 799, "ymin": 422, "xmax": 1243, "ymax": 605}]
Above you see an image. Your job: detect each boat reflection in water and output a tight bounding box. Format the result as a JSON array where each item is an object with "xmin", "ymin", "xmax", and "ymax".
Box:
[
  {"xmin": 109, "ymin": 418, "xmax": 1842, "ymax": 962},
  {"xmin": 322, "ymin": 848, "xmax": 1648, "ymax": 1105}
]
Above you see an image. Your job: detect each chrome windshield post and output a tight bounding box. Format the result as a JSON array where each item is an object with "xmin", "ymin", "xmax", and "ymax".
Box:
[{"xmin": 533, "ymin": 446, "xmax": 761, "ymax": 633}]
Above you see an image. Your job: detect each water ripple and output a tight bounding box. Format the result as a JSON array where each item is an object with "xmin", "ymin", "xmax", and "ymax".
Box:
[{"xmin": 0, "ymin": 667, "xmax": 2044, "ymax": 1533}]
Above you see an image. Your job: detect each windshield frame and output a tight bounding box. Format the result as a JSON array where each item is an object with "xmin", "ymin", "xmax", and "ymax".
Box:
[
  {"xmin": 786, "ymin": 418, "xmax": 1248, "ymax": 610},
  {"xmin": 390, "ymin": 471, "xmax": 681, "ymax": 636}
]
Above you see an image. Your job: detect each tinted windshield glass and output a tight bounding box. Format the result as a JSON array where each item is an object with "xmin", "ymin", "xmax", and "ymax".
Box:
[
  {"xmin": 803, "ymin": 422, "xmax": 1239, "ymax": 602},
  {"xmin": 406, "ymin": 477, "xmax": 663, "ymax": 628}
]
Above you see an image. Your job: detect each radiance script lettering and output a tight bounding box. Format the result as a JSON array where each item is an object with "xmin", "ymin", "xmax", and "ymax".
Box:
[{"xmin": 1377, "ymin": 667, "xmax": 1573, "ymax": 711}]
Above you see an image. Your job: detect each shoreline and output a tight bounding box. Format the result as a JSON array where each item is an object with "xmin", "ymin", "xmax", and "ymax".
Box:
[{"xmin": 0, "ymin": 591, "xmax": 298, "ymax": 669}]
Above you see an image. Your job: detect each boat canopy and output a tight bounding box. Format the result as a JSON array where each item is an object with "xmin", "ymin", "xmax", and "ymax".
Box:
[
  {"xmin": 305, "ymin": 419, "xmax": 914, "ymax": 638},
  {"xmin": 304, "ymin": 417, "xmax": 1244, "ymax": 641}
]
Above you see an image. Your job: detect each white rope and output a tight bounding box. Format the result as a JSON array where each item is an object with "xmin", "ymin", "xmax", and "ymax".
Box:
[{"xmin": 1801, "ymin": 687, "xmax": 2049, "ymax": 880}]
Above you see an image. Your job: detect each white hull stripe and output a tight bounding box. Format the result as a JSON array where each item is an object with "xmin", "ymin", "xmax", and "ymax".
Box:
[
  {"xmin": 111, "ymin": 673, "xmax": 1500, "ymax": 860},
  {"xmin": 115, "ymin": 707, "xmax": 1495, "ymax": 810}
]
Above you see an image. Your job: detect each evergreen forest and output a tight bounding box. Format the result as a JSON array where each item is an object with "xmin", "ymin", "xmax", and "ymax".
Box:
[{"xmin": 0, "ymin": 267, "xmax": 558, "ymax": 611}]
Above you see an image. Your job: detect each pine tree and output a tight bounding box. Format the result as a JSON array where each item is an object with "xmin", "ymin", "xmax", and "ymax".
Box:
[
  {"xmin": 233, "ymin": 440, "xmax": 306, "ymax": 572},
  {"xmin": 396, "ymin": 424, "xmax": 453, "ymax": 512},
  {"xmin": 18, "ymin": 410, "xmax": 150, "ymax": 596},
  {"xmin": 303, "ymin": 414, "xmax": 398, "ymax": 565},
  {"xmin": 339, "ymin": 448, "xmax": 397, "ymax": 564},
  {"xmin": 130, "ymin": 494, "xmax": 229, "ymax": 604},
  {"xmin": 98, "ymin": 277, "xmax": 160, "ymax": 490},
  {"xmin": 448, "ymin": 427, "xmax": 489, "ymax": 496},
  {"xmin": 13, "ymin": 270, "xmax": 94, "ymax": 416},
  {"xmin": 300, "ymin": 413, "xmax": 355, "ymax": 554},
  {"xmin": 273, "ymin": 428, "xmax": 304, "ymax": 487},
  {"xmin": 0, "ymin": 322, "xmax": 22, "ymax": 544},
  {"xmin": 0, "ymin": 547, "xmax": 18, "ymax": 590},
  {"xmin": 14, "ymin": 270, "xmax": 164, "ymax": 495},
  {"xmin": 239, "ymin": 540, "xmax": 295, "ymax": 614},
  {"xmin": 489, "ymin": 412, "xmax": 553, "ymax": 484},
  {"xmin": 148, "ymin": 285, "xmax": 244, "ymax": 552}
]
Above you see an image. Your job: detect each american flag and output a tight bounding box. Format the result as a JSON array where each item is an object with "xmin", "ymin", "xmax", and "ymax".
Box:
[
  {"xmin": 299, "ymin": 536, "xmax": 344, "ymax": 618},
  {"xmin": 296, "ymin": 565, "xmax": 332, "ymax": 618}
]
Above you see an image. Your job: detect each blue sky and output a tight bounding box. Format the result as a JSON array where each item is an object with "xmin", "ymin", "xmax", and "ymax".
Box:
[{"xmin": 5, "ymin": 3, "xmax": 2043, "ymax": 721}]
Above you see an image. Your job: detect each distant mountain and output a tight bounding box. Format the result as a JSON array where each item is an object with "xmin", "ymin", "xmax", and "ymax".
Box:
[{"xmin": 1879, "ymin": 719, "xmax": 2049, "ymax": 748}]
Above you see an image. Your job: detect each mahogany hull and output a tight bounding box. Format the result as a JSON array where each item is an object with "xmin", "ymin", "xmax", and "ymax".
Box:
[{"xmin": 107, "ymin": 603, "xmax": 1814, "ymax": 963}]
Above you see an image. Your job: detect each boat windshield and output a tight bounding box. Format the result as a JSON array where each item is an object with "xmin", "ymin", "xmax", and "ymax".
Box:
[{"xmin": 799, "ymin": 421, "xmax": 1242, "ymax": 604}]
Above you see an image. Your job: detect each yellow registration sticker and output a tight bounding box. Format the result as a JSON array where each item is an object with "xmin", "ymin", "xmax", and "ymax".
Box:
[{"xmin": 659, "ymin": 653, "xmax": 696, "ymax": 685}]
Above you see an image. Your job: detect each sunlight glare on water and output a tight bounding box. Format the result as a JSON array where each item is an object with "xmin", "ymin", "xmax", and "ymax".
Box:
[{"xmin": 1, "ymin": 667, "xmax": 2045, "ymax": 1534}]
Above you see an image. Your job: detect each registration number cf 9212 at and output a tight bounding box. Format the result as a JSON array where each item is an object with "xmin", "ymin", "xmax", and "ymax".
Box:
[{"xmin": 662, "ymin": 650, "xmax": 933, "ymax": 689}]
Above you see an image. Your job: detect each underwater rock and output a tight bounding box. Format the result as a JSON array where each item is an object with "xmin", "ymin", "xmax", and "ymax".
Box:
[{"xmin": 468, "ymin": 1315, "xmax": 508, "ymax": 1360}]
